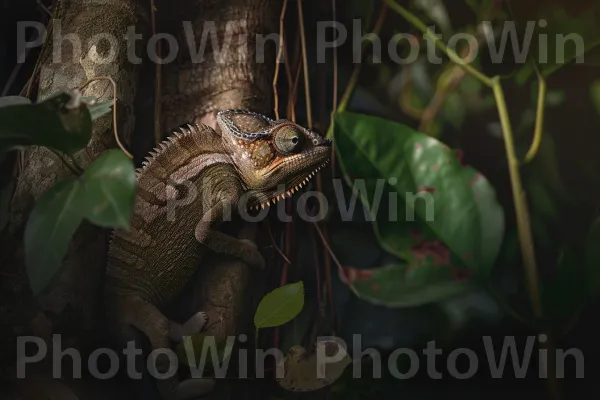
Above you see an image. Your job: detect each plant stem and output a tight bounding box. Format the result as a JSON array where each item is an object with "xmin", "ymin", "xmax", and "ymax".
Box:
[
  {"xmin": 383, "ymin": 3, "xmax": 560, "ymax": 398},
  {"xmin": 384, "ymin": 0, "xmax": 493, "ymax": 88},
  {"xmin": 491, "ymin": 77, "xmax": 542, "ymax": 320}
]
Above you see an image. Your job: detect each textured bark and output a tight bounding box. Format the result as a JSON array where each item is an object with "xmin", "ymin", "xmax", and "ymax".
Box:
[
  {"xmin": 161, "ymin": 0, "xmax": 279, "ymax": 340},
  {"xmin": 1, "ymin": 0, "xmax": 279, "ymax": 397},
  {"xmin": 0, "ymin": 0, "xmax": 148, "ymax": 389}
]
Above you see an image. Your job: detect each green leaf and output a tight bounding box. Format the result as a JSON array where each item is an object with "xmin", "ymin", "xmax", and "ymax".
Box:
[
  {"xmin": 24, "ymin": 179, "xmax": 85, "ymax": 295},
  {"xmin": 0, "ymin": 92, "xmax": 92, "ymax": 154},
  {"xmin": 509, "ymin": 0, "xmax": 600, "ymax": 76},
  {"xmin": 334, "ymin": 112, "xmax": 504, "ymax": 278},
  {"xmin": 339, "ymin": 264, "xmax": 470, "ymax": 307},
  {"xmin": 254, "ymin": 281, "xmax": 305, "ymax": 329},
  {"xmin": 81, "ymin": 150, "xmax": 136, "ymax": 229},
  {"xmin": 23, "ymin": 150, "xmax": 137, "ymax": 295},
  {"xmin": 0, "ymin": 96, "xmax": 32, "ymax": 107}
]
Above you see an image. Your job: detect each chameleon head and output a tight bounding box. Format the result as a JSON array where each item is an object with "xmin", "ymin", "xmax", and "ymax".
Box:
[{"xmin": 216, "ymin": 109, "xmax": 332, "ymax": 209}]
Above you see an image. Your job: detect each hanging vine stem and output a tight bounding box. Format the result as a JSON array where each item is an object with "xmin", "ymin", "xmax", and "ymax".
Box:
[
  {"xmin": 78, "ymin": 76, "xmax": 134, "ymax": 159},
  {"xmin": 272, "ymin": 0, "xmax": 288, "ymax": 119},
  {"xmin": 384, "ymin": 1, "xmax": 560, "ymax": 398},
  {"xmin": 325, "ymin": 2, "xmax": 388, "ymax": 139},
  {"xmin": 524, "ymin": 69, "xmax": 547, "ymax": 163}
]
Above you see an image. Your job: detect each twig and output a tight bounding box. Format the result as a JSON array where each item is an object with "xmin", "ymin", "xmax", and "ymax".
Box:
[
  {"xmin": 78, "ymin": 76, "xmax": 133, "ymax": 159},
  {"xmin": 331, "ymin": 0, "xmax": 338, "ymax": 114},
  {"xmin": 313, "ymin": 223, "xmax": 359, "ymax": 298},
  {"xmin": 419, "ymin": 26, "xmax": 485, "ymax": 134},
  {"xmin": 384, "ymin": 0, "xmax": 493, "ymax": 88},
  {"xmin": 273, "ymin": 0, "xmax": 288, "ymax": 119},
  {"xmin": 150, "ymin": 0, "xmax": 162, "ymax": 145},
  {"xmin": 36, "ymin": 0, "xmax": 52, "ymax": 17},
  {"xmin": 266, "ymin": 221, "xmax": 292, "ymax": 265},
  {"xmin": 297, "ymin": 0, "xmax": 312, "ymax": 128},
  {"xmin": 325, "ymin": 2, "xmax": 388, "ymax": 138}
]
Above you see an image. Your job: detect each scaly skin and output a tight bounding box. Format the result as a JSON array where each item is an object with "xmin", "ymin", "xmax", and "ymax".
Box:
[{"xmin": 104, "ymin": 110, "xmax": 331, "ymax": 400}]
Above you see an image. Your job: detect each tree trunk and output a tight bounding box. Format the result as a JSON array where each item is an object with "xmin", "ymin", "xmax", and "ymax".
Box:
[{"xmin": 1, "ymin": 0, "xmax": 279, "ymax": 397}]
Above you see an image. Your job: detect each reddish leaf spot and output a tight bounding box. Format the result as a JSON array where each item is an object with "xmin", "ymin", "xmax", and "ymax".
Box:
[
  {"xmin": 418, "ymin": 186, "xmax": 436, "ymax": 194},
  {"xmin": 410, "ymin": 241, "xmax": 451, "ymax": 267},
  {"xmin": 463, "ymin": 252, "xmax": 473, "ymax": 260},
  {"xmin": 371, "ymin": 283, "xmax": 381, "ymax": 292},
  {"xmin": 415, "ymin": 143, "xmax": 423, "ymax": 151},
  {"xmin": 432, "ymin": 163, "xmax": 440, "ymax": 171}
]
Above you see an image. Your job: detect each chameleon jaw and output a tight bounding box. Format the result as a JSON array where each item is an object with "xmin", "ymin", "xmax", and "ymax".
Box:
[{"xmin": 248, "ymin": 159, "xmax": 330, "ymax": 211}]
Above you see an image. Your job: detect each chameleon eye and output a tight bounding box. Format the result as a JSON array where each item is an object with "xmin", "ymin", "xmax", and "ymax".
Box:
[{"xmin": 274, "ymin": 125, "xmax": 304, "ymax": 154}]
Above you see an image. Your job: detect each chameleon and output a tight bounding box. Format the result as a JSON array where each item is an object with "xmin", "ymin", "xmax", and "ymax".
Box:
[{"xmin": 103, "ymin": 109, "xmax": 331, "ymax": 399}]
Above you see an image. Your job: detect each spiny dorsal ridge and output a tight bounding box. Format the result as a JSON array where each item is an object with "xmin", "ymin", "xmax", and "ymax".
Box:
[{"xmin": 136, "ymin": 122, "xmax": 198, "ymax": 175}]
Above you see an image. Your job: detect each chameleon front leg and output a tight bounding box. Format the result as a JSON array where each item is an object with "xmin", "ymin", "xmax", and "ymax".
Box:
[{"xmin": 195, "ymin": 200, "xmax": 266, "ymax": 269}]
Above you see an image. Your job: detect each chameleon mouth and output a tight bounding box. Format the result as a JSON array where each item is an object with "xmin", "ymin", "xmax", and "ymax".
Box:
[{"xmin": 248, "ymin": 159, "xmax": 330, "ymax": 210}]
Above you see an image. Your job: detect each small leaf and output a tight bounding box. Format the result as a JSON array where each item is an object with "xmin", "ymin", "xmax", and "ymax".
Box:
[
  {"xmin": 81, "ymin": 150, "xmax": 136, "ymax": 229},
  {"xmin": 0, "ymin": 96, "xmax": 31, "ymax": 107},
  {"xmin": 339, "ymin": 264, "xmax": 470, "ymax": 308},
  {"xmin": 254, "ymin": 281, "xmax": 305, "ymax": 329},
  {"xmin": 277, "ymin": 339, "xmax": 351, "ymax": 392},
  {"xmin": 24, "ymin": 179, "xmax": 85, "ymax": 295},
  {"xmin": 0, "ymin": 92, "xmax": 92, "ymax": 154}
]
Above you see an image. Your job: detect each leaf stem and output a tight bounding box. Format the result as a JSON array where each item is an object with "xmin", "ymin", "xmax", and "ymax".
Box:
[{"xmin": 384, "ymin": 0, "xmax": 494, "ymax": 88}]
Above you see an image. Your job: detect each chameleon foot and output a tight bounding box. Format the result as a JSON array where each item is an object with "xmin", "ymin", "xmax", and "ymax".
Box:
[{"xmin": 169, "ymin": 312, "xmax": 208, "ymax": 343}]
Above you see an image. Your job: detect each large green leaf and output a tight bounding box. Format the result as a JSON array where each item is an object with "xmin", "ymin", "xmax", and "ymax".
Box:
[
  {"xmin": 509, "ymin": 0, "xmax": 600, "ymax": 76},
  {"xmin": 81, "ymin": 150, "xmax": 136, "ymax": 229},
  {"xmin": 24, "ymin": 150, "xmax": 137, "ymax": 295},
  {"xmin": 254, "ymin": 281, "xmax": 305, "ymax": 329},
  {"xmin": 24, "ymin": 179, "xmax": 86, "ymax": 295},
  {"xmin": 0, "ymin": 92, "xmax": 92, "ymax": 154},
  {"xmin": 339, "ymin": 264, "xmax": 471, "ymax": 307},
  {"xmin": 333, "ymin": 112, "xmax": 504, "ymax": 306}
]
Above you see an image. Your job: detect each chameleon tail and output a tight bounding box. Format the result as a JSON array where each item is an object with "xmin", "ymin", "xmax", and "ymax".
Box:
[{"xmin": 123, "ymin": 297, "xmax": 180, "ymax": 400}]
